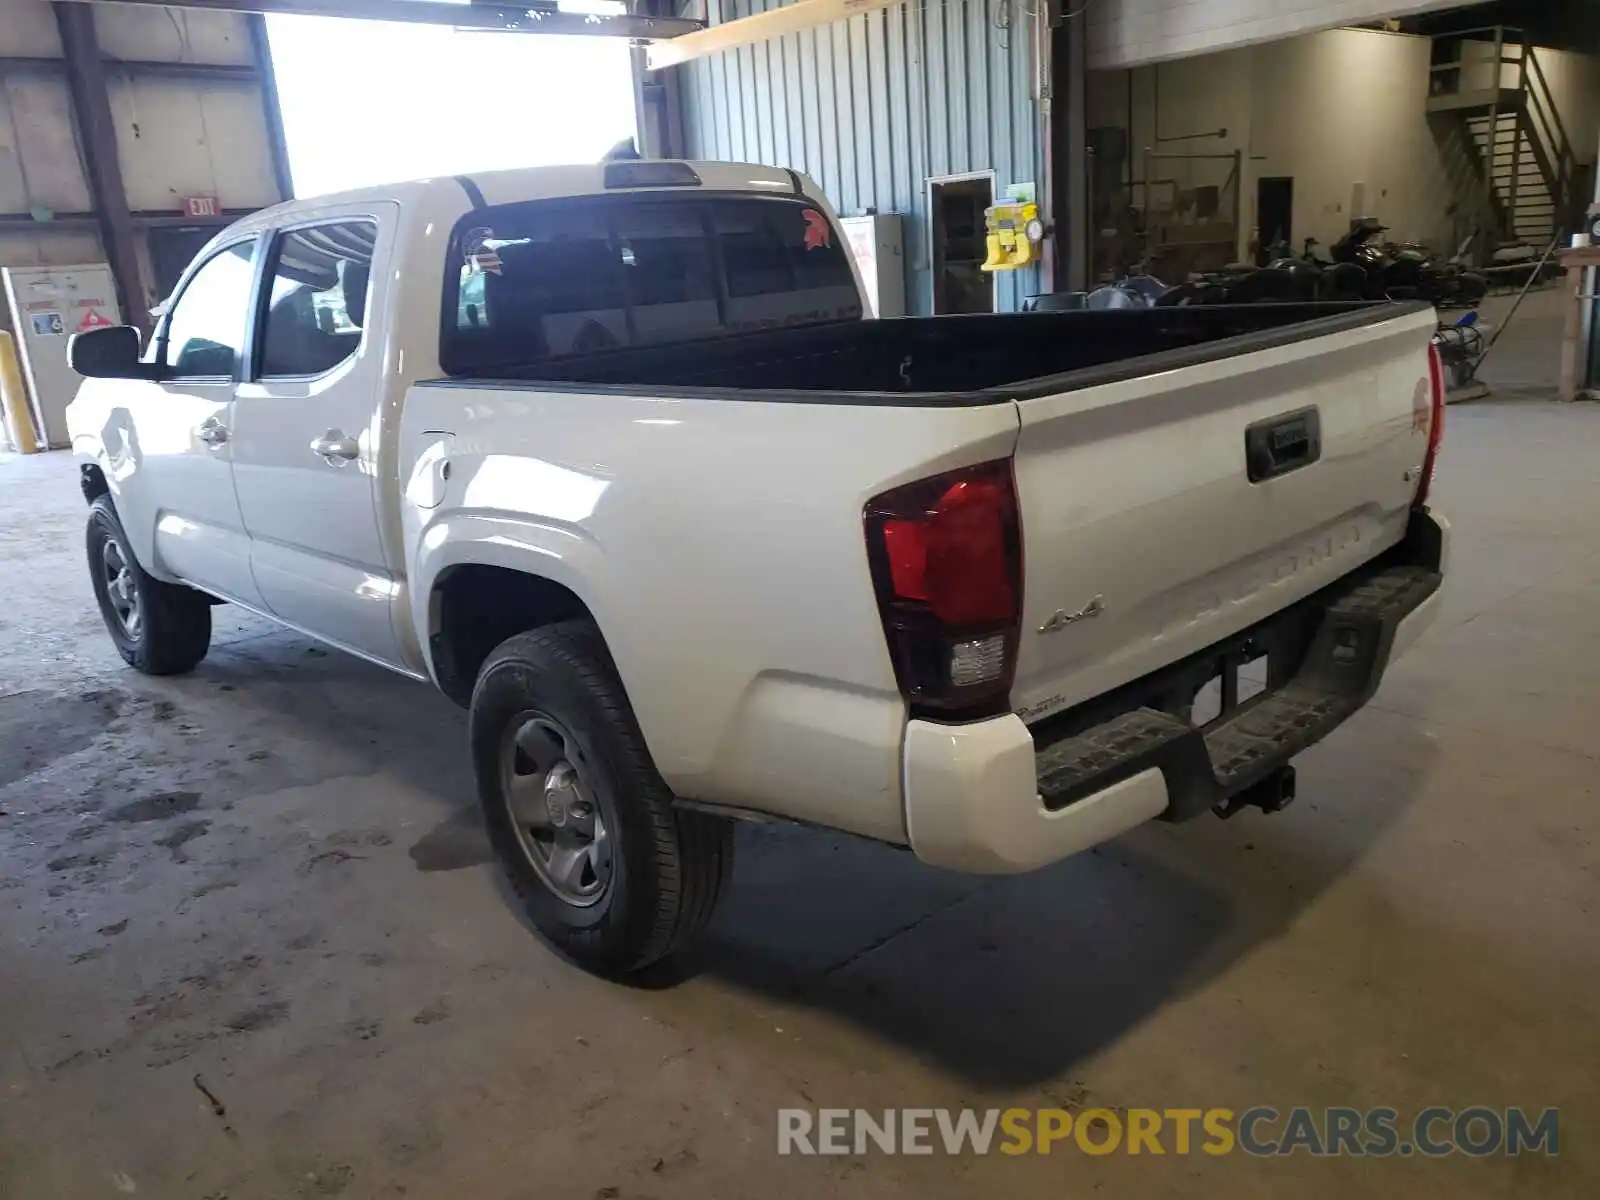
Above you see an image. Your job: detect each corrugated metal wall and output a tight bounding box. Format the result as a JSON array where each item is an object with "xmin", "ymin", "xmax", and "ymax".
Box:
[{"xmin": 679, "ymin": 0, "xmax": 1044, "ymax": 313}]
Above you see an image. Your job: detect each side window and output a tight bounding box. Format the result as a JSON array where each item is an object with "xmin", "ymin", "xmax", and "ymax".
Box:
[
  {"xmin": 163, "ymin": 241, "xmax": 256, "ymax": 377},
  {"xmin": 257, "ymin": 221, "xmax": 378, "ymax": 379}
]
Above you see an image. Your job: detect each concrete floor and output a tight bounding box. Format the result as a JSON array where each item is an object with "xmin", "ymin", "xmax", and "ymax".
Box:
[{"xmin": 3, "ymin": 328, "xmax": 1598, "ymax": 1196}]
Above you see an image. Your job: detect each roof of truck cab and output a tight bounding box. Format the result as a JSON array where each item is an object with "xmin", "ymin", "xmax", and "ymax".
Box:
[{"xmin": 222, "ymin": 160, "xmax": 811, "ymax": 238}]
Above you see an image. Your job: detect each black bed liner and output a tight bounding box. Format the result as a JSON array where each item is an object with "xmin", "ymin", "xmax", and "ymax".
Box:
[{"xmin": 419, "ymin": 300, "xmax": 1432, "ymax": 407}]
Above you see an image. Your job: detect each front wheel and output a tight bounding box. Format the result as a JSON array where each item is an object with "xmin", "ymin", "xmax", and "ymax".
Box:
[
  {"xmin": 469, "ymin": 621, "xmax": 733, "ymax": 975},
  {"xmin": 86, "ymin": 496, "xmax": 212, "ymax": 675}
]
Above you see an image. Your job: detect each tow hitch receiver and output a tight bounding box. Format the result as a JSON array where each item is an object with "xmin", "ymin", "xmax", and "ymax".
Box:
[
  {"xmin": 1215, "ymin": 766, "xmax": 1297, "ymax": 820},
  {"xmin": 1032, "ymin": 562, "xmax": 1442, "ymax": 820}
]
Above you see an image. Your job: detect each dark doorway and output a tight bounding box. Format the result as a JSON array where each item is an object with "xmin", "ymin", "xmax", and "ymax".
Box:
[
  {"xmin": 929, "ymin": 174, "xmax": 995, "ymax": 314},
  {"xmin": 147, "ymin": 225, "xmax": 221, "ymax": 303},
  {"xmin": 1256, "ymin": 176, "xmax": 1294, "ymax": 264}
]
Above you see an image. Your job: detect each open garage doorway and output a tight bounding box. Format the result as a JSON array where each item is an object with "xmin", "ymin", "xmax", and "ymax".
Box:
[
  {"xmin": 265, "ymin": 7, "xmax": 637, "ymax": 198},
  {"xmin": 929, "ymin": 173, "xmax": 997, "ymax": 315}
]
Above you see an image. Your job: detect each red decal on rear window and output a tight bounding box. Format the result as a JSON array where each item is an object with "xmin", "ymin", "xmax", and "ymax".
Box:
[{"xmin": 802, "ymin": 210, "xmax": 832, "ymax": 250}]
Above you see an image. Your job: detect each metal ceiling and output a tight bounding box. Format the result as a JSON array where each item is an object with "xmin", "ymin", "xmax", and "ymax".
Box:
[{"xmin": 1384, "ymin": 0, "xmax": 1600, "ymax": 53}]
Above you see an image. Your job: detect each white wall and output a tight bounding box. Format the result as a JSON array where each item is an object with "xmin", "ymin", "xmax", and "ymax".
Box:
[
  {"xmin": 0, "ymin": 227, "xmax": 102, "ymax": 270},
  {"xmin": 108, "ymin": 77, "xmax": 280, "ymax": 212},
  {"xmin": 1088, "ymin": 0, "xmax": 1491, "ymax": 70},
  {"xmin": 1, "ymin": 0, "xmax": 63, "ymax": 57},
  {"xmin": 93, "ymin": 6, "xmax": 255, "ymax": 64},
  {"xmin": 1109, "ymin": 46, "xmax": 1254, "ymax": 243},
  {"xmin": 1091, "ymin": 27, "xmax": 1600, "ymax": 260},
  {"xmin": 1246, "ymin": 29, "xmax": 1457, "ymax": 252},
  {"xmin": 0, "ymin": 73, "xmax": 92, "ymax": 215}
]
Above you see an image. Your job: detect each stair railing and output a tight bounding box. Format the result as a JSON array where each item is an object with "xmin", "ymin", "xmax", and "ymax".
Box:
[
  {"xmin": 1427, "ymin": 26, "xmax": 1578, "ymax": 244},
  {"xmin": 1520, "ymin": 43, "xmax": 1580, "ymax": 232}
]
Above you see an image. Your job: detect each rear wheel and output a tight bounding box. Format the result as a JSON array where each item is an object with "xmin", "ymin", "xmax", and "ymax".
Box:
[
  {"xmin": 86, "ymin": 496, "xmax": 212, "ymax": 675},
  {"xmin": 469, "ymin": 621, "xmax": 733, "ymax": 974}
]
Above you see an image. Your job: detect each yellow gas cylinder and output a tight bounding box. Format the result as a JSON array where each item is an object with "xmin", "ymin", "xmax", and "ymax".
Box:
[{"xmin": 0, "ymin": 330, "xmax": 39, "ymax": 454}]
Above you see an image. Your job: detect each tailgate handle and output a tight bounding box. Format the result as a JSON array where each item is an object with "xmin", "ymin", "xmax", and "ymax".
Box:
[{"xmin": 1246, "ymin": 407, "xmax": 1321, "ymax": 483}]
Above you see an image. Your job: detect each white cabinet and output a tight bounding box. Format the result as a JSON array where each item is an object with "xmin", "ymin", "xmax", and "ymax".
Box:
[
  {"xmin": 839, "ymin": 215, "xmax": 905, "ymax": 319},
  {"xmin": 2, "ymin": 264, "xmax": 123, "ymax": 448}
]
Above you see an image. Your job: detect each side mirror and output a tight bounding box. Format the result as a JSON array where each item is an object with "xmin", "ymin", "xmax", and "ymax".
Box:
[{"xmin": 68, "ymin": 325, "xmax": 161, "ymax": 380}]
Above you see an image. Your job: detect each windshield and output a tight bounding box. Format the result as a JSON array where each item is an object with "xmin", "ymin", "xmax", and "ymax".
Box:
[{"xmin": 440, "ymin": 193, "xmax": 862, "ymax": 376}]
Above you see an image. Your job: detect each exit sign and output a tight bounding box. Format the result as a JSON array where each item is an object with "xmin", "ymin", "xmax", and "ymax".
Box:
[{"xmin": 182, "ymin": 195, "xmax": 220, "ymax": 218}]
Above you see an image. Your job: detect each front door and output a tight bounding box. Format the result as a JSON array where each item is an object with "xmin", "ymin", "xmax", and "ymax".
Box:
[
  {"xmin": 1256, "ymin": 177, "xmax": 1294, "ymax": 264},
  {"xmin": 228, "ymin": 211, "xmax": 404, "ymax": 667},
  {"xmin": 117, "ymin": 239, "xmax": 264, "ymax": 608},
  {"xmin": 929, "ymin": 175, "xmax": 996, "ymax": 315}
]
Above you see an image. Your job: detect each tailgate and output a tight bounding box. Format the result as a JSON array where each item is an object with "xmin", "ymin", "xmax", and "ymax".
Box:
[{"xmin": 1009, "ymin": 305, "xmax": 1437, "ymax": 724}]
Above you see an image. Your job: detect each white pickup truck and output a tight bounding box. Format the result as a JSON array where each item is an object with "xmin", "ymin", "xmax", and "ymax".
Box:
[{"xmin": 67, "ymin": 160, "xmax": 1447, "ymax": 974}]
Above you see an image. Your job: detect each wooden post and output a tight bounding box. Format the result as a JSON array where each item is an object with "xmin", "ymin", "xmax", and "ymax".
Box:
[{"xmin": 1556, "ymin": 246, "xmax": 1600, "ymax": 401}]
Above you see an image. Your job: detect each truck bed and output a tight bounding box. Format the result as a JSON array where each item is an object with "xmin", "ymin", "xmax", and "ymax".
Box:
[
  {"xmin": 407, "ymin": 295, "xmax": 1440, "ymax": 833},
  {"xmin": 454, "ymin": 302, "xmax": 1422, "ymax": 401}
]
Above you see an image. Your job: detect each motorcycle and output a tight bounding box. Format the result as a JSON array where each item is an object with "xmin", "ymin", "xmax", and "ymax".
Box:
[
  {"xmin": 1153, "ymin": 259, "xmax": 1314, "ymax": 307},
  {"xmin": 1331, "ymin": 220, "xmax": 1486, "ymax": 307},
  {"xmin": 1293, "ymin": 238, "xmax": 1369, "ymax": 300}
]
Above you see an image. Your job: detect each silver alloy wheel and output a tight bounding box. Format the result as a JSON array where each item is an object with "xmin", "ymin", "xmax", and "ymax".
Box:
[
  {"xmin": 500, "ymin": 712, "xmax": 612, "ymax": 906},
  {"xmin": 100, "ymin": 537, "xmax": 142, "ymax": 640}
]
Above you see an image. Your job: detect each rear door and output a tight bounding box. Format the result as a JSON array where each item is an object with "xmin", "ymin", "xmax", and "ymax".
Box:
[
  {"xmin": 228, "ymin": 209, "xmax": 404, "ymax": 667},
  {"xmin": 1008, "ymin": 306, "xmax": 1437, "ymax": 724}
]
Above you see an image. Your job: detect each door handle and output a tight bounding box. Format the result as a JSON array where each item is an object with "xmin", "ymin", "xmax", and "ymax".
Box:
[
  {"xmin": 196, "ymin": 420, "xmax": 229, "ymax": 446},
  {"xmin": 310, "ymin": 430, "xmax": 360, "ymax": 463},
  {"xmin": 1245, "ymin": 407, "xmax": 1321, "ymax": 483}
]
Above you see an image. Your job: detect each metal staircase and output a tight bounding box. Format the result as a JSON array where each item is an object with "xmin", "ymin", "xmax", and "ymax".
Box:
[{"xmin": 1427, "ymin": 26, "xmax": 1582, "ymax": 257}]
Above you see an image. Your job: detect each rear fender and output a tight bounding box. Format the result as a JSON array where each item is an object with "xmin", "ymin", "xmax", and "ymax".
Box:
[{"xmin": 411, "ymin": 510, "xmax": 614, "ymax": 690}]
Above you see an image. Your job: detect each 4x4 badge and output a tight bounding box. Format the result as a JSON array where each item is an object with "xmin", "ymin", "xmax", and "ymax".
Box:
[{"xmin": 1038, "ymin": 595, "xmax": 1105, "ymax": 634}]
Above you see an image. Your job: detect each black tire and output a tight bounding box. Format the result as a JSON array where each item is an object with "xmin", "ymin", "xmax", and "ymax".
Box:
[
  {"xmin": 469, "ymin": 621, "xmax": 734, "ymax": 975},
  {"xmin": 86, "ymin": 495, "xmax": 212, "ymax": 675}
]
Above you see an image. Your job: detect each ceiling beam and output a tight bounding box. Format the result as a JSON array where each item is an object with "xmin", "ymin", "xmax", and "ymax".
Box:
[
  {"xmin": 248, "ymin": 13, "xmax": 295, "ymax": 201},
  {"xmin": 0, "ymin": 55, "xmax": 260, "ymax": 83},
  {"xmin": 53, "ymin": 1, "xmax": 152, "ymax": 332},
  {"xmin": 645, "ymin": 0, "xmax": 902, "ymax": 69},
  {"xmin": 58, "ymin": 0, "xmax": 703, "ymax": 39},
  {"xmin": 0, "ymin": 209, "xmax": 265, "ymax": 227}
]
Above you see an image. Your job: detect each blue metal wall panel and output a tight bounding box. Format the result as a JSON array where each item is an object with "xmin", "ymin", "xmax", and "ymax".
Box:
[{"xmin": 680, "ymin": 0, "xmax": 1042, "ymax": 314}]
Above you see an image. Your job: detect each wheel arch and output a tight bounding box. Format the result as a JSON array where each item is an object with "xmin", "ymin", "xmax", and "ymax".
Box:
[
  {"xmin": 80, "ymin": 461, "xmax": 111, "ymax": 505},
  {"xmin": 428, "ymin": 562, "xmax": 601, "ymax": 707}
]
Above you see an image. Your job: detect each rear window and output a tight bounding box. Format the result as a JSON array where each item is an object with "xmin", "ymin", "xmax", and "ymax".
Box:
[{"xmin": 441, "ymin": 194, "xmax": 862, "ymax": 376}]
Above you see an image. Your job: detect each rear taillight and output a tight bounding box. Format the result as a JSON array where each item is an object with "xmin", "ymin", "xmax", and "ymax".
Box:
[
  {"xmin": 864, "ymin": 460, "xmax": 1023, "ymax": 717},
  {"xmin": 1418, "ymin": 344, "xmax": 1447, "ymax": 506}
]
